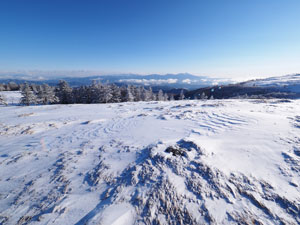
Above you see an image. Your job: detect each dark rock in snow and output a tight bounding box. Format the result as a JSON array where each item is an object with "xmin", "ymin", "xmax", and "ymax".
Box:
[{"xmin": 165, "ymin": 146, "xmax": 185, "ymax": 156}]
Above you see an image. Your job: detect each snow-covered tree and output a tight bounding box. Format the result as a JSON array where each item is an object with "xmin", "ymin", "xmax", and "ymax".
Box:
[
  {"xmin": 169, "ymin": 94, "xmax": 175, "ymax": 101},
  {"xmin": 83, "ymin": 86, "xmax": 92, "ymax": 103},
  {"xmin": 163, "ymin": 93, "xmax": 169, "ymax": 101},
  {"xmin": 125, "ymin": 85, "xmax": 134, "ymax": 102},
  {"xmin": 37, "ymin": 84, "xmax": 58, "ymax": 105},
  {"xmin": 157, "ymin": 89, "xmax": 164, "ymax": 101},
  {"xmin": 133, "ymin": 86, "xmax": 143, "ymax": 102},
  {"xmin": 56, "ymin": 80, "xmax": 73, "ymax": 104},
  {"xmin": 149, "ymin": 87, "xmax": 155, "ymax": 101},
  {"xmin": 0, "ymin": 84, "xmax": 5, "ymax": 91},
  {"xmin": 19, "ymin": 83, "xmax": 25, "ymax": 92},
  {"xmin": 179, "ymin": 90, "xmax": 185, "ymax": 100},
  {"xmin": 102, "ymin": 85, "xmax": 113, "ymax": 103},
  {"xmin": 0, "ymin": 94, "xmax": 7, "ymax": 105},
  {"xmin": 140, "ymin": 87, "xmax": 147, "ymax": 101},
  {"xmin": 110, "ymin": 84, "xmax": 122, "ymax": 103},
  {"xmin": 142, "ymin": 87, "xmax": 154, "ymax": 101},
  {"xmin": 89, "ymin": 81, "xmax": 102, "ymax": 103},
  {"xmin": 7, "ymin": 82, "xmax": 19, "ymax": 91},
  {"xmin": 200, "ymin": 92, "xmax": 208, "ymax": 100},
  {"xmin": 20, "ymin": 83, "xmax": 37, "ymax": 106},
  {"xmin": 30, "ymin": 83, "xmax": 38, "ymax": 93}
]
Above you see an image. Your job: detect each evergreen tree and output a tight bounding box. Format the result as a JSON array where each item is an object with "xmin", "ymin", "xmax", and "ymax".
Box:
[
  {"xmin": 77, "ymin": 86, "xmax": 89, "ymax": 103},
  {"xmin": 157, "ymin": 89, "xmax": 164, "ymax": 101},
  {"xmin": 90, "ymin": 81, "xmax": 102, "ymax": 103},
  {"xmin": 101, "ymin": 85, "xmax": 113, "ymax": 103},
  {"xmin": 20, "ymin": 83, "xmax": 37, "ymax": 106},
  {"xmin": 120, "ymin": 86, "xmax": 128, "ymax": 102},
  {"xmin": 140, "ymin": 87, "xmax": 147, "ymax": 101},
  {"xmin": 169, "ymin": 94, "xmax": 175, "ymax": 101},
  {"xmin": 37, "ymin": 84, "xmax": 58, "ymax": 104},
  {"xmin": 0, "ymin": 84, "xmax": 5, "ymax": 91},
  {"xmin": 200, "ymin": 92, "xmax": 208, "ymax": 100},
  {"xmin": 163, "ymin": 93, "xmax": 169, "ymax": 101},
  {"xmin": 110, "ymin": 84, "xmax": 122, "ymax": 103},
  {"xmin": 125, "ymin": 85, "xmax": 134, "ymax": 102},
  {"xmin": 133, "ymin": 86, "xmax": 143, "ymax": 102},
  {"xmin": 148, "ymin": 87, "xmax": 155, "ymax": 101},
  {"xmin": 7, "ymin": 82, "xmax": 19, "ymax": 91},
  {"xmin": 57, "ymin": 80, "xmax": 73, "ymax": 104},
  {"xmin": 142, "ymin": 87, "xmax": 154, "ymax": 101},
  {"xmin": 0, "ymin": 94, "xmax": 7, "ymax": 105},
  {"xmin": 30, "ymin": 83, "xmax": 38, "ymax": 93},
  {"xmin": 179, "ymin": 90, "xmax": 185, "ymax": 100}
]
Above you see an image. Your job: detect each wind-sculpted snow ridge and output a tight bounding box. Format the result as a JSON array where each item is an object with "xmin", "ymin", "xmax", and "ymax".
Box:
[{"xmin": 0, "ymin": 99, "xmax": 300, "ymax": 224}]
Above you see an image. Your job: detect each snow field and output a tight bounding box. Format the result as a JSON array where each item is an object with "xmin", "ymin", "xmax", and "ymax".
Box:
[{"xmin": 0, "ymin": 98, "xmax": 299, "ymax": 224}]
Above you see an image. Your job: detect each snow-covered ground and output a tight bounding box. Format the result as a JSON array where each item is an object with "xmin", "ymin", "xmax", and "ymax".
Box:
[
  {"xmin": 0, "ymin": 97, "xmax": 300, "ymax": 224},
  {"xmin": 0, "ymin": 91, "xmax": 22, "ymax": 105}
]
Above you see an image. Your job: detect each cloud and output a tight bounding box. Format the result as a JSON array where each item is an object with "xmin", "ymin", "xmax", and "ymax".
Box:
[
  {"xmin": 182, "ymin": 79, "xmax": 191, "ymax": 84},
  {"xmin": 118, "ymin": 79, "xmax": 178, "ymax": 85}
]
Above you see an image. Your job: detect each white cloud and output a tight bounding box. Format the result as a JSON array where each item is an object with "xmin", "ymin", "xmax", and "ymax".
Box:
[
  {"xmin": 182, "ymin": 79, "xmax": 191, "ymax": 84},
  {"xmin": 118, "ymin": 79, "xmax": 178, "ymax": 85}
]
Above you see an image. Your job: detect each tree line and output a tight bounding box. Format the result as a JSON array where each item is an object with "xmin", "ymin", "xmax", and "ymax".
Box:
[
  {"xmin": 0, "ymin": 82, "xmax": 20, "ymax": 91},
  {"xmin": 15, "ymin": 80, "xmax": 179, "ymax": 106}
]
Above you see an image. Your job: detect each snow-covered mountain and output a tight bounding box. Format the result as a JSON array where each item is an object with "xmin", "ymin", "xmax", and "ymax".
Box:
[{"xmin": 0, "ymin": 94, "xmax": 300, "ymax": 224}]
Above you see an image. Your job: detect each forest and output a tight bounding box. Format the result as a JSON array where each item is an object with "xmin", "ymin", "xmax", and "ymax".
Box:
[{"xmin": 0, "ymin": 80, "xmax": 186, "ymax": 106}]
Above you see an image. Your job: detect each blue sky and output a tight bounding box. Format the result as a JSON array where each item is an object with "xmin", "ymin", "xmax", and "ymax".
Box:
[{"xmin": 0, "ymin": 0, "xmax": 300, "ymax": 79}]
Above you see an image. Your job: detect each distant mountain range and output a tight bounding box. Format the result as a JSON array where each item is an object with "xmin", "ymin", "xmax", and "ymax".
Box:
[{"xmin": 0, "ymin": 73, "xmax": 231, "ymax": 90}]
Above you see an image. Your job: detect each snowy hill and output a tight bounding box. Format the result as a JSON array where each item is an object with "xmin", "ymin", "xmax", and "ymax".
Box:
[
  {"xmin": 0, "ymin": 99, "xmax": 300, "ymax": 224},
  {"xmin": 241, "ymin": 74, "xmax": 300, "ymax": 93},
  {"xmin": 185, "ymin": 74, "xmax": 300, "ymax": 99}
]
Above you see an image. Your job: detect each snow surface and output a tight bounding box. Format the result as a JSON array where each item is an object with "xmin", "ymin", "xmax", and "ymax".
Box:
[
  {"xmin": 0, "ymin": 91, "xmax": 22, "ymax": 105},
  {"xmin": 0, "ymin": 97, "xmax": 300, "ymax": 224}
]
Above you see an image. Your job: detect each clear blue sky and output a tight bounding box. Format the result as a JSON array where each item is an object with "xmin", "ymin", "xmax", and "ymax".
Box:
[{"xmin": 0, "ymin": 0, "xmax": 300, "ymax": 79}]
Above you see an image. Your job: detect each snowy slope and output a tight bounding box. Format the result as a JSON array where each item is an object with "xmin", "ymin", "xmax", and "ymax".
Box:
[
  {"xmin": 242, "ymin": 74, "xmax": 300, "ymax": 93},
  {"xmin": 0, "ymin": 91, "xmax": 22, "ymax": 105},
  {"xmin": 0, "ymin": 99, "xmax": 300, "ymax": 224}
]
